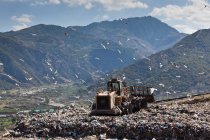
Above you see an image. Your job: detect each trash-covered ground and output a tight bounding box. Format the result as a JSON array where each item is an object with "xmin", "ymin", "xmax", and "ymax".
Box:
[{"xmin": 1, "ymin": 96, "xmax": 210, "ymax": 140}]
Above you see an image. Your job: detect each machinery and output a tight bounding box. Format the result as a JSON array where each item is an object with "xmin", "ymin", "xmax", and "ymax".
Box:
[{"xmin": 90, "ymin": 78, "xmax": 155, "ymax": 116}]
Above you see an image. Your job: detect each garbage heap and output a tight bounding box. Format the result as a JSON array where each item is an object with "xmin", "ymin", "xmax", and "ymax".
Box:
[{"xmin": 5, "ymin": 100, "xmax": 210, "ymax": 140}]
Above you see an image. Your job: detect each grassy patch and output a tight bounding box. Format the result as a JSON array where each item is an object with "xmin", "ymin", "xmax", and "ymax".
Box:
[
  {"xmin": 0, "ymin": 117, "xmax": 16, "ymax": 130},
  {"xmin": 0, "ymin": 107, "xmax": 17, "ymax": 114}
]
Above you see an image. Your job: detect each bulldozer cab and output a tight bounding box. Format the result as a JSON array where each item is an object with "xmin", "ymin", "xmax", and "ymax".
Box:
[{"xmin": 107, "ymin": 78, "xmax": 126, "ymax": 96}]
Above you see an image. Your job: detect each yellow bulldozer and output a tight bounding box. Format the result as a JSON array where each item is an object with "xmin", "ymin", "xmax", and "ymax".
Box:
[{"xmin": 90, "ymin": 78, "xmax": 155, "ymax": 116}]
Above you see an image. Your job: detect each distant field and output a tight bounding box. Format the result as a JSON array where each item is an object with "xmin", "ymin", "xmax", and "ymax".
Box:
[{"xmin": 0, "ymin": 83, "xmax": 91, "ymax": 131}]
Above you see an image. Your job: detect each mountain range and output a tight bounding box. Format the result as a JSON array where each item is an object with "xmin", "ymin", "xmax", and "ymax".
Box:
[
  {"xmin": 0, "ymin": 16, "xmax": 185, "ymax": 89},
  {"xmin": 72, "ymin": 16, "xmax": 185, "ymax": 58},
  {"xmin": 114, "ymin": 29, "xmax": 210, "ymax": 95}
]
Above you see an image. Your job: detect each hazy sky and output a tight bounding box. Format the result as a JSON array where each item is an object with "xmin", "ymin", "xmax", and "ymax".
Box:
[{"xmin": 0, "ymin": 0, "xmax": 210, "ymax": 33}]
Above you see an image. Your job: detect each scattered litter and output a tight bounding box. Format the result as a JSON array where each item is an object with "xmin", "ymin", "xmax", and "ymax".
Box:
[
  {"xmin": 159, "ymin": 83, "xmax": 165, "ymax": 87},
  {"xmin": 118, "ymin": 41, "xmax": 122, "ymax": 45},
  {"xmin": 46, "ymin": 61, "xmax": 51, "ymax": 66},
  {"xmin": 117, "ymin": 49, "xmax": 121, "ymax": 54},
  {"xmin": 19, "ymin": 58, "xmax": 24, "ymax": 62},
  {"xmin": 101, "ymin": 43, "xmax": 106, "ymax": 49},
  {"xmin": 184, "ymin": 65, "xmax": 188, "ymax": 68},
  {"xmin": 175, "ymin": 65, "xmax": 180, "ymax": 68},
  {"xmin": 15, "ymin": 83, "xmax": 19, "ymax": 86},
  {"xmin": 159, "ymin": 63, "xmax": 163, "ymax": 68},
  {"xmin": 122, "ymin": 74, "xmax": 126, "ymax": 80},
  {"xmin": 28, "ymin": 77, "xmax": 33, "ymax": 81},
  {"xmin": 144, "ymin": 57, "xmax": 151, "ymax": 61},
  {"xmin": 176, "ymin": 76, "xmax": 181, "ymax": 78},
  {"xmin": 73, "ymin": 96, "xmax": 80, "ymax": 99},
  {"xmin": 81, "ymin": 79, "xmax": 86, "ymax": 83},
  {"xmin": 0, "ymin": 63, "xmax": 3, "ymax": 66},
  {"xmin": 31, "ymin": 33, "xmax": 37, "ymax": 36},
  {"xmin": 135, "ymin": 79, "xmax": 142, "ymax": 84},
  {"xmin": 149, "ymin": 66, "xmax": 152, "ymax": 71},
  {"xmin": 118, "ymin": 58, "xmax": 124, "ymax": 63},
  {"xmin": 100, "ymin": 78, "xmax": 105, "ymax": 80},
  {"xmin": 198, "ymin": 72, "xmax": 205, "ymax": 75},
  {"xmin": 23, "ymin": 70, "xmax": 28, "ymax": 74},
  {"xmin": 95, "ymin": 57, "xmax": 100, "ymax": 60},
  {"xmin": 75, "ymin": 74, "xmax": 79, "ymax": 79}
]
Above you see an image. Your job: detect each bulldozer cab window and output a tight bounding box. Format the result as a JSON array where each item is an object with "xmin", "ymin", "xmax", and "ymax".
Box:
[
  {"xmin": 107, "ymin": 81, "xmax": 120, "ymax": 93},
  {"xmin": 112, "ymin": 83, "xmax": 120, "ymax": 91},
  {"xmin": 107, "ymin": 82, "xmax": 112, "ymax": 91}
]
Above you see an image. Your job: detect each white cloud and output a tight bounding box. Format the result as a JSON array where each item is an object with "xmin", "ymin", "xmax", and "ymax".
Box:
[
  {"xmin": 95, "ymin": 14, "xmax": 110, "ymax": 21},
  {"xmin": 92, "ymin": 0, "xmax": 148, "ymax": 11},
  {"xmin": 84, "ymin": 2, "xmax": 93, "ymax": 10},
  {"xmin": 173, "ymin": 24, "xmax": 197, "ymax": 34},
  {"xmin": 49, "ymin": 0, "xmax": 61, "ymax": 4},
  {"xmin": 102, "ymin": 14, "xmax": 109, "ymax": 20},
  {"xmin": 12, "ymin": 23, "xmax": 28, "ymax": 31},
  {"xmin": 57, "ymin": 0, "xmax": 148, "ymax": 11},
  {"xmin": 150, "ymin": 0, "xmax": 210, "ymax": 33},
  {"xmin": 30, "ymin": 1, "xmax": 48, "ymax": 5},
  {"xmin": 11, "ymin": 14, "xmax": 32, "ymax": 23},
  {"xmin": 2, "ymin": 0, "xmax": 29, "ymax": 2},
  {"xmin": 11, "ymin": 14, "xmax": 33, "ymax": 31},
  {"xmin": 5, "ymin": 0, "xmax": 148, "ymax": 11},
  {"xmin": 3, "ymin": 0, "xmax": 48, "ymax": 5}
]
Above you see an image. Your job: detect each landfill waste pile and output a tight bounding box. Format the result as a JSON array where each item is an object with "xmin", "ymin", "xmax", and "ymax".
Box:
[{"xmin": 2, "ymin": 98, "xmax": 210, "ymax": 140}]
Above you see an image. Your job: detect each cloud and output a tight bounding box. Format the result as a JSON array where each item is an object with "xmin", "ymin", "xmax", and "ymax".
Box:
[
  {"xmin": 11, "ymin": 14, "xmax": 33, "ymax": 31},
  {"xmin": 12, "ymin": 23, "xmax": 28, "ymax": 31},
  {"xmin": 11, "ymin": 14, "xmax": 32, "ymax": 23},
  {"xmin": 49, "ymin": 0, "xmax": 61, "ymax": 4},
  {"xmin": 95, "ymin": 14, "xmax": 110, "ymax": 21},
  {"xmin": 4, "ymin": 0, "xmax": 148, "ymax": 11},
  {"xmin": 173, "ymin": 24, "xmax": 197, "ymax": 34},
  {"xmin": 99, "ymin": 0, "xmax": 148, "ymax": 11},
  {"xmin": 2, "ymin": 0, "xmax": 29, "ymax": 2},
  {"xmin": 84, "ymin": 2, "xmax": 93, "ymax": 10},
  {"xmin": 102, "ymin": 14, "xmax": 110, "ymax": 20},
  {"xmin": 62, "ymin": 0, "xmax": 148, "ymax": 11},
  {"xmin": 2, "ymin": 0, "xmax": 48, "ymax": 5},
  {"xmin": 150, "ymin": 0, "xmax": 210, "ymax": 33},
  {"xmin": 30, "ymin": 0, "xmax": 61, "ymax": 5}
]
